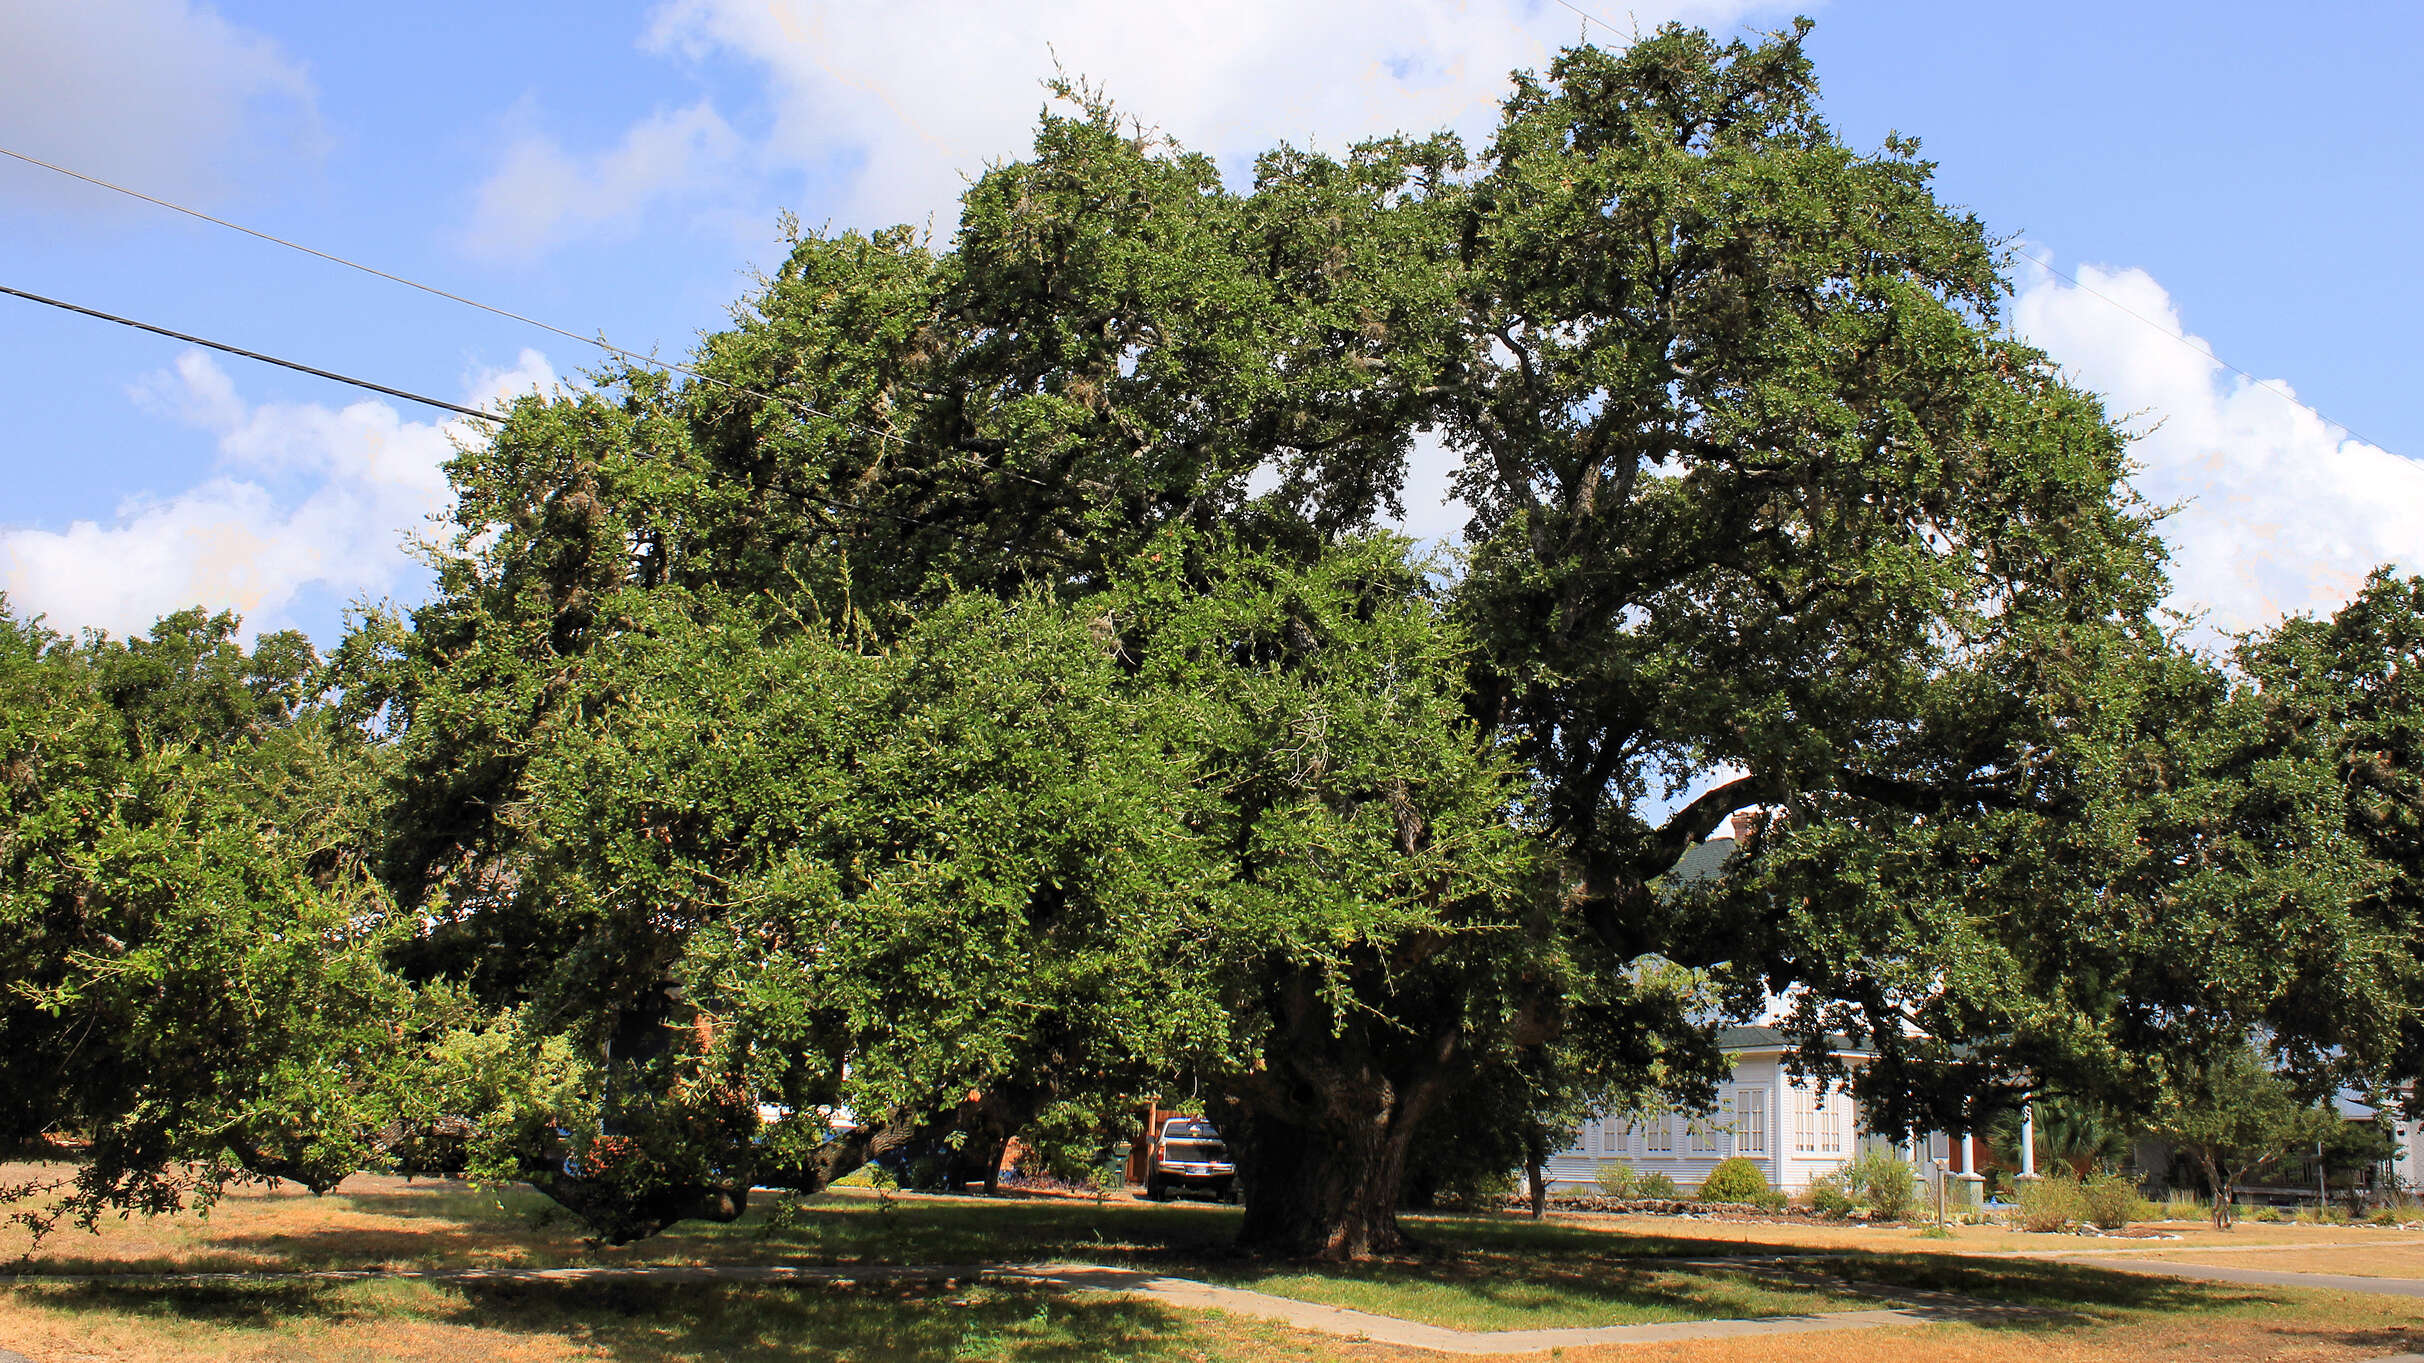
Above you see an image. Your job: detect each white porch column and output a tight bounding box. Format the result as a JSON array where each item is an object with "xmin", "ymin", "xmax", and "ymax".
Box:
[
  {"xmin": 1771, "ymin": 1056, "xmax": 1789, "ymax": 1191},
  {"xmin": 1959, "ymin": 1130, "xmax": 1975, "ymax": 1177},
  {"xmin": 2021, "ymin": 1104, "xmax": 2037, "ymax": 1178}
]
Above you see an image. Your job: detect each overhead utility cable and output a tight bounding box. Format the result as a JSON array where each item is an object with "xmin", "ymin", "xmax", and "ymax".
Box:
[
  {"xmin": 2007, "ymin": 250, "xmax": 2396, "ymax": 455},
  {"xmin": 0, "ymin": 282, "xmax": 1040, "ymax": 547},
  {"xmin": 1548, "ymin": 0, "xmax": 1632, "ymax": 41},
  {"xmin": 0, "ymin": 144, "xmax": 1053, "ymax": 488},
  {"xmin": 9, "ymin": 144, "xmax": 2390, "ymax": 461},
  {"xmin": 0, "ymin": 282, "xmax": 497, "ymax": 422}
]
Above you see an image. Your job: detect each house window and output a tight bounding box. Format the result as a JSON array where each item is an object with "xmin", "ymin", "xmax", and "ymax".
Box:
[
  {"xmin": 1688, "ymin": 1112, "xmax": 1726, "ymax": 1154},
  {"xmin": 1791, "ymin": 1085, "xmax": 1845, "ymax": 1155},
  {"xmin": 1600, "ymin": 1120, "xmax": 1622, "ymax": 1154},
  {"xmin": 1735, "ymin": 1089, "xmax": 1768, "ymax": 1154},
  {"xmin": 1645, "ymin": 1114, "xmax": 1675, "ymax": 1155}
]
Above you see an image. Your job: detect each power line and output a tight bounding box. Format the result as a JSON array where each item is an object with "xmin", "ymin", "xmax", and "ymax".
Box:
[
  {"xmin": 16, "ymin": 141, "xmax": 2392, "ymax": 480},
  {"xmin": 0, "ymin": 149, "xmax": 1085, "ymax": 557},
  {"xmin": 1547, "ymin": 0, "xmax": 1632, "ymax": 41},
  {"xmin": 0, "ymin": 280, "xmax": 1041, "ymax": 554},
  {"xmin": 0, "ymin": 144, "xmax": 1003, "ymax": 475},
  {"xmin": 2009, "ymin": 250, "xmax": 2397, "ymax": 455},
  {"xmin": 0, "ymin": 282, "xmax": 498, "ymax": 422}
]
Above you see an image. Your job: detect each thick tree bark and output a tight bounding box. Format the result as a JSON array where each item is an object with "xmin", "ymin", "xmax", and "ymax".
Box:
[
  {"xmin": 1223, "ymin": 1097, "xmax": 1419, "ymax": 1259},
  {"xmin": 1216, "ymin": 998, "xmax": 1468, "ymax": 1261}
]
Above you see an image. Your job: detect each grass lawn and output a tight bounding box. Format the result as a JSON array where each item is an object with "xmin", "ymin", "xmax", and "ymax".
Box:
[
  {"xmin": 6, "ymin": 1165, "xmax": 2424, "ymax": 1360},
  {"xmin": 2114, "ymin": 1244, "xmax": 2424, "ymax": 1278},
  {"xmin": 0, "ymin": 1275, "xmax": 1367, "ymax": 1363}
]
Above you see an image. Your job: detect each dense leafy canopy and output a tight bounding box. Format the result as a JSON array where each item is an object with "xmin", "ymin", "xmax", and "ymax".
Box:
[
  {"xmin": 7, "ymin": 21, "xmax": 2424, "ymax": 1260},
  {"xmin": 0, "ymin": 605, "xmax": 412, "ymax": 1236}
]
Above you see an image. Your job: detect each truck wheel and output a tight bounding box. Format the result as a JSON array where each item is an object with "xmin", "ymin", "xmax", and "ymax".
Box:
[
  {"xmin": 1145, "ymin": 1174, "xmax": 1168, "ymax": 1201},
  {"xmin": 1221, "ymin": 1179, "xmax": 1242, "ymax": 1205}
]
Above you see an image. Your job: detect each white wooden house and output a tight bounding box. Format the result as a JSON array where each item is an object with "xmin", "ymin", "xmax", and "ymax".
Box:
[{"xmin": 1544, "ymin": 1025, "xmax": 1893, "ymax": 1194}]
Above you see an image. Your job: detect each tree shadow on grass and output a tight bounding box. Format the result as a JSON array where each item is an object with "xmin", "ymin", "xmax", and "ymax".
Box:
[
  {"xmin": 448, "ymin": 1278, "xmax": 1211, "ymax": 1363},
  {"xmin": 1197, "ymin": 1249, "xmax": 1884, "ymax": 1330},
  {"xmin": 7, "ymin": 1276, "xmax": 1228, "ymax": 1362},
  {"xmin": 1799, "ymin": 1252, "xmax": 2290, "ymax": 1325},
  {"xmin": 295, "ymin": 1185, "xmax": 1246, "ymax": 1269}
]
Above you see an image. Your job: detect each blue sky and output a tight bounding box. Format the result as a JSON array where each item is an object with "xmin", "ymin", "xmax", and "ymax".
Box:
[{"xmin": 3, "ymin": 0, "xmax": 2419, "ymax": 644}]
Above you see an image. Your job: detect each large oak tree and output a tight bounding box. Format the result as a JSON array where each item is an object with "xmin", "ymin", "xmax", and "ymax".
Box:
[{"xmin": 19, "ymin": 21, "xmax": 2418, "ymax": 1263}]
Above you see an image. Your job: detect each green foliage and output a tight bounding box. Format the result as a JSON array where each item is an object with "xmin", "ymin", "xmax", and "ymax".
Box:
[
  {"xmin": 1633, "ymin": 1171, "xmax": 1679, "ymax": 1199},
  {"xmin": 2015, "ymin": 1176, "xmax": 2087, "ymax": 1233},
  {"xmin": 1990, "ymin": 1097, "xmax": 2134, "ymax": 1179},
  {"xmin": 0, "ymin": 600, "xmax": 416, "ymax": 1240},
  {"xmin": 1593, "ymin": 1163, "xmax": 1639, "ymax": 1198},
  {"xmin": 2145, "ymin": 1046, "xmax": 2346, "ymax": 1229},
  {"xmin": 22, "ymin": 15, "xmax": 2424, "ymax": 1267},
  {"xmin": 1847, "ymin": 1150, "xmax": 1920, "ymax": 1222},
  {"xmin": 1012, "ymin": 1100, "xmax": 1134, "ymax": 1187},
  {"xmin": 2080, "ymin": 1173, "xmax": 2146, "ymax": 1230},
  {"xmin": 1806, "ymin": 1171, "xmax": 1856, "ymax": 1220},
  {"xmin": 1431, "ymin": 1166, "xmax": 1522, "ymax": 1213},
  {"xmin": 1696, "ymin": 1157, "xmax": 1771, "ymax": 1204}
]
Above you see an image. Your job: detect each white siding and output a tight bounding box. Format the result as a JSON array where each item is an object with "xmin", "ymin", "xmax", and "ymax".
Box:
[{"xmin": 1547, "ymin": 1052, "xmax": 1864, "ymax": 1194}]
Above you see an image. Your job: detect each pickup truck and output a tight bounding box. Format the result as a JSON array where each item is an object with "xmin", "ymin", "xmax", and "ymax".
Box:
[{"xmin": 1144, "ymin": 1115, "xmax": 1239, "ymax": 1202}]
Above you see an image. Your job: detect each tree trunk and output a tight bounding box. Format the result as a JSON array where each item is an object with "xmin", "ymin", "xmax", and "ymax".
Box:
[
  {"xmin": 1223, "ymin": 1099, "xmax": 1418, "ymax": 1260},
  {"xmin": 2204, "ymin": 1153, "xmax": 2234, "ymax": 1231},
  {"xmin": 1215, "ymin": 1005, "xmax": 1466, "ymax": 1261},
  {"xmin": 1525, "ymin": 1130, "xmax": 1549, "ymax": 1220}
]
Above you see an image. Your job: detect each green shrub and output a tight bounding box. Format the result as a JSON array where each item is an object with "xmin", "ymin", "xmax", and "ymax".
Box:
[
  {"xmin": 2015, "ymin": 1175, "xmax": 2087, "ymax": 1232},
  {"xmin": 1594, "ymin": 1162, "xmax": 1639, "ymax": 1198},
  {"xmin": 1808, "ymin": 1170, "xmax": 1855, "ymax": 1219},
  {"xmin": 2372, "ymin": 1205, "xmax": 2405, "ymax": 1226},
  {"xmin": 1697, "ymin": 1157, "xmax": 1772, "ymax": 1204},
  {"xmin": 1847, "ymin": 1150, "xmax": 1919, "ymax": 1221},
  {"xmin": 2081, "ymin": 1172, "xmax": 2144, "ymax": 1230},
  {"xmin": 1635, "ymin": 1170, "xmax": 1679, "ymax": 1198},
  {"xmin": 1750, "ymin": 1189, "xmax": 1789, "ymax": 1213},
  {"xmin": 1434, "ymin": 1165, "xmax": 1520, "ymax": 1211}
]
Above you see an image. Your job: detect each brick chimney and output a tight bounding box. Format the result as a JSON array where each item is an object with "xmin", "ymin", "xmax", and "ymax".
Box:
[{"xmin": 1729, "ymin": 809, "xmax": 1764, "ymax": 843}]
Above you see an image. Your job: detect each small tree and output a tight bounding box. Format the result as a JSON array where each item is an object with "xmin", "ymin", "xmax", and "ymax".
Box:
[
  {"xmin": 2320, "ymin": 1117, "xmax": 2399, "ymax": 1211},
  {"xmin": 2146, "ymin": 1048, "xmax": 2344, "ymax": 1229}
]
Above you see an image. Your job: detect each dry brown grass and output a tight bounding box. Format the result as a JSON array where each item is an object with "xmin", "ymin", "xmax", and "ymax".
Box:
[
  {"xmin": 1535, "ymin": 1209, "xmax": 2424, "ymax": 1258},
  {"xmin": 9, "ymin": 1165, "xmax": 2424, "ymax": 1362},
  {"xmin": 2130, "ymin": 1244, "xmax": 2424, "ymax": 1279},
  {"xmin": 1528, "ymin": 1301, "xmax": 2424, "ymax": 1363},
  {"xmin": 0, "ymin": 1166, "xmax": 593, "ymax": 1274}
]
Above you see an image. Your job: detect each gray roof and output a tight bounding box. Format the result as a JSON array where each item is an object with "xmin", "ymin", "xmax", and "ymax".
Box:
[
  {"xmin": 1666, "ymin": 835, "xmax": 1737, "ymax": 886},
  {"xmin": 1719, "ymin": 1025, "xmax": 1875, "ymax": 1058}
]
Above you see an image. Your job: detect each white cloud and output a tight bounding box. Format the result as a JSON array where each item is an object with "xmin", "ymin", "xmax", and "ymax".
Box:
[
  {"xmin": 0, "ymin": 0, "xmax": 322, "ymax": 214},
  {"xmin": 0, "ymin": 350, "xmax": 556, "ymax": 640},
  {"xmin": 462, "ymin": 99, "xmax": 745, "ymax": 260},
  {"xmin": 472, "ymin": 0, "xmax": 1789, "ymax": 249},
  {"xmin": 2012, "ymin": 260, "xmax": 2424, "ymax": 636}
]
